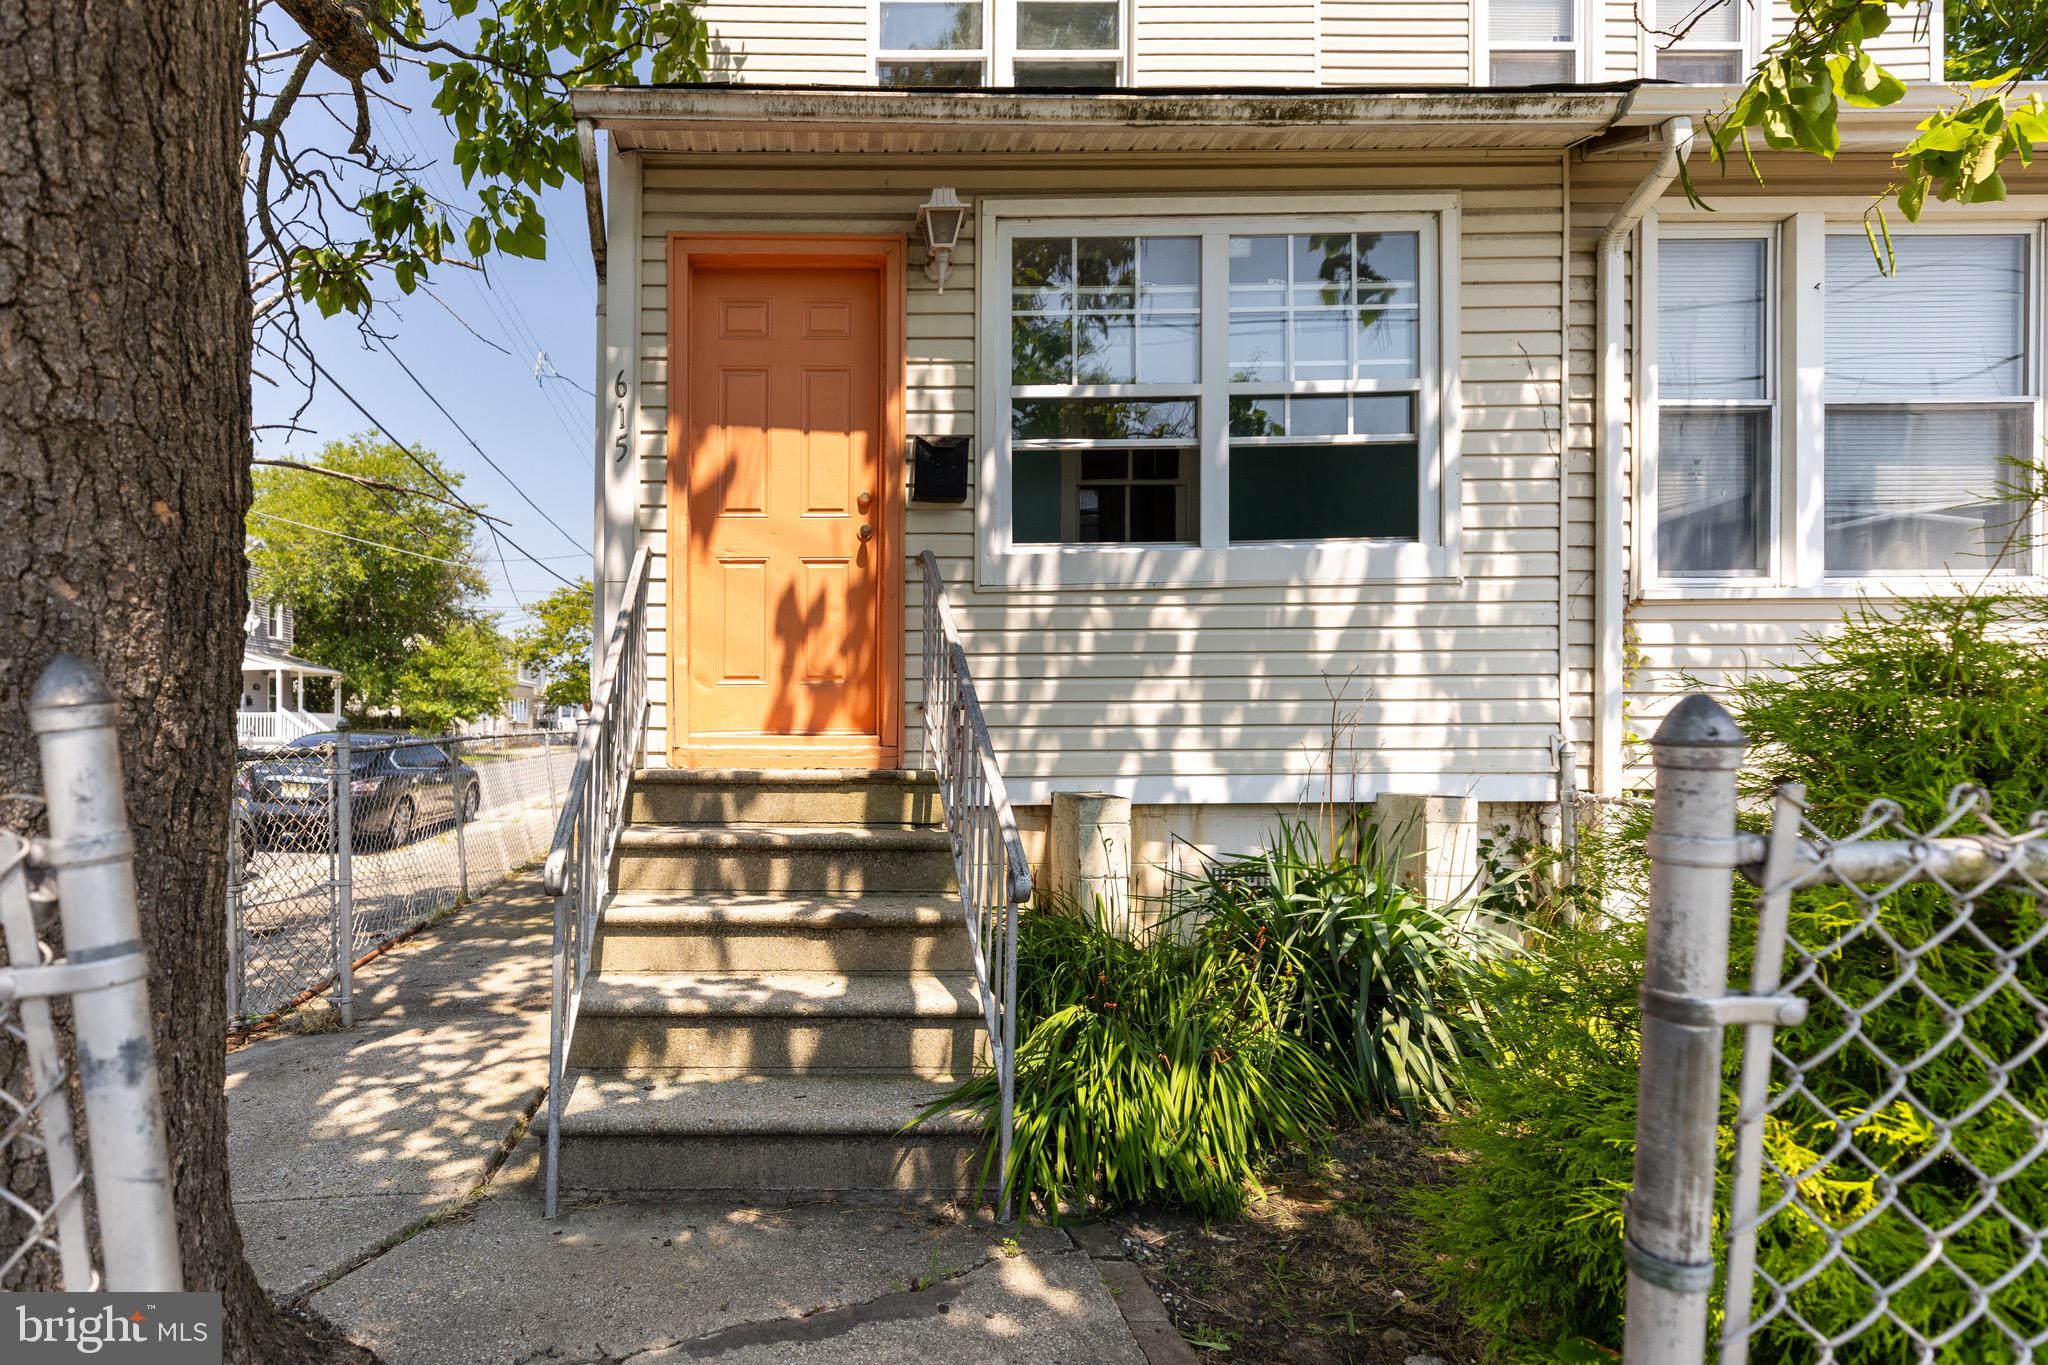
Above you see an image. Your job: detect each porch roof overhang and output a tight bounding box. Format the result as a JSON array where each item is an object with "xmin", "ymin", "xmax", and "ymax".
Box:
[
  {"xmin": 570, "ymin": 83, "xmax": 1645, "ymax": 158},
  {"xmin": 241, "ymin": 649, "xmax": 342, "ymax": 679}
]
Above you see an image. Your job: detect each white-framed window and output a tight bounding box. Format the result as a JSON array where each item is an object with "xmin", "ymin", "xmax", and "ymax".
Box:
[
  {"xmin": 875, "ymin": 1, "xmax": 1124, "ymax": 87},
  {"xmin": 1482, "ymin": 0, "xmax": 1590, "ymax": 85},
  {"xmin": 1649, "ymin": 0, "xmax": 1751, "ymax": 84},
  {"xmin": 978, "ymin": 195, "xmax": 1462, "ymax": 589},
  {"xmin": 1823, "ymin": 232, "xmax": 2035, "ymax": 578},
  {"xmin": 1645, "ymin": 211, "xmax": 2044, "ymax": 593},
  {"xmin": 1654, "ymin": 230, "xmax": 1776, "ymax": 579}
]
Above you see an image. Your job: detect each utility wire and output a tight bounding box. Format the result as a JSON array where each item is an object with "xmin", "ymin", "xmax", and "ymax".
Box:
[
  {"xmin": 374, "ymin": 336, "xmax": 592, "ymax": 555},
  {"xmin": 251, "ymin": 511, "xmax": 473, "ymax": 567},
  {"xmin": 299, "ymin": 350, "xmax": 579, "ymax": 589}
]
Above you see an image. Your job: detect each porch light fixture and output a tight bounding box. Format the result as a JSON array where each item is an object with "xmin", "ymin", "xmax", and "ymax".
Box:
[{"xmin": 916, "ymin": 187, "xmax": 968, "ymax": 292}]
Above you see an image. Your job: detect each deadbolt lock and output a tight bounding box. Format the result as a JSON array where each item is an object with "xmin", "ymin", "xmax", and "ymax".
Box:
[{"xmin": 856, "ymin": 490, "xmax": 873, "ymax": 511}]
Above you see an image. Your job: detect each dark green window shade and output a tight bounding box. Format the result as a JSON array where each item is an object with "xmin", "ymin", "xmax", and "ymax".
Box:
[{"xmin": 1229, "ymin": 443, "xmax": 1420, "ymax": 542}]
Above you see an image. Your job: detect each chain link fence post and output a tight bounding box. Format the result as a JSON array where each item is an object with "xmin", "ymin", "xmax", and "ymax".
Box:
[
  {"xmin": 225, "ymin": 796, "xmax": 243, "ymax": 1024},
  {"xmin": 1623, "ymin": 694, "xmax": 1747, "ymax": 1365},
  {"xmin": 333, "ymin": 721, "xmax": 355, "ymax": 1028},
  {"xmin": 26, "ymin": 655, "xmax": 183, "ymax": 1290},
  {"xmin": 449, "ymin": 734, "xmax": 469, "ymax": 901}
]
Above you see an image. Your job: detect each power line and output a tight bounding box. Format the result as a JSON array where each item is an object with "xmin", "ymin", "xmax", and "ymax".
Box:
[
  {"xmin": 374, "ymin": 336, "xmax": 592, "ymax": 556},
  {"xmin": 250, "ymin": 511, "xmax": 473, "ymax": 567},
  {"xmin": 299, "ymin": 349, "xmax": 579, "ymax": 589}
]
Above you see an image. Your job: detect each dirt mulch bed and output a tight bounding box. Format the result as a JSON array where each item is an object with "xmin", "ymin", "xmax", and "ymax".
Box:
[{"xmin": 1112, "ymin": 1120, "xmax": 1484, "ymax": 1364}]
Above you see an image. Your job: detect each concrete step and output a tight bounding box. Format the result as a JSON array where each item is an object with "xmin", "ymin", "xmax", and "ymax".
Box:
[
  {"xmin": 592, "ymin": 892, "xmax": 973, "ymax": 973},
  {"xmin": 612, "ymin": 824, "xmax": 957, "ymax": 895},
  {"xmin": 567, "ymin": 970, "xmax": 987, "ymax": 1075},
  {"xmin": 555, "ymin": 1070, "xmax": 984, "ymax": 1198},
  {"xmin": 628, "ymin": 768, "xmax": 941, "ymax": 828}
]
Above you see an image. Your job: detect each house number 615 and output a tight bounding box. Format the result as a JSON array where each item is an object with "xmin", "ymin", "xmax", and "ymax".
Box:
[{"xmin": 613, "ymin": 370, "xmax": 630, "ymax": 464}]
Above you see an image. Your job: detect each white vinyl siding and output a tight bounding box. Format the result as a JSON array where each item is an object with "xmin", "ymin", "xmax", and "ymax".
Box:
[
  {"xmin": 627, "ymin": 156, "xmax": 1579, "ymax": 803},
  {"xmin": 1131, "ymin": 0, "xmax": 1318, "ymax": 84},
  {"xmin": 1319, "ymin": 0, "xmax": 1472, "ymax": 85},
  {"xmin": 699, "ymin": 0, "xmax": 871, "ymax": 82},
  {"xmin": 685, "ymin": 1, "xmax": 1946, "ymax": 89}
]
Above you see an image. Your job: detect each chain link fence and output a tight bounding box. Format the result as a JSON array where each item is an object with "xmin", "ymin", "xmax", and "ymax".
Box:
[
  {"xmin": 1721, "ymin": 787, "xmax": 2048, "ymax": 1364},
  {"xmin": 1625, "ymin": 694, "xmax": 2048, "ymax": 1365},
  {"xmin": 1, "ymin": 830, "xmax": 91, "ymax": 1290},
  {"xmin": 2, "ymin": 654, "xmax": 180, "ymax": 1292},
  {"xmin": 228, "ymin": 728, "xmax": 573, "ymax": 1027}
]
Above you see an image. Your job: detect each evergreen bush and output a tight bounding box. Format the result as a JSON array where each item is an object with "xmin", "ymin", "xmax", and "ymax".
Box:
[{"xmin": 1413, "ymin": 593, "xmax": 2048, "ymax": 1360}]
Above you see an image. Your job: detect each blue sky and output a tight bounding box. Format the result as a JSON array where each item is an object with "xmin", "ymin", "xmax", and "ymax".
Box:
[{"xmin": 250, "ymin": 58, "xmax": 605, "ymax": 630}]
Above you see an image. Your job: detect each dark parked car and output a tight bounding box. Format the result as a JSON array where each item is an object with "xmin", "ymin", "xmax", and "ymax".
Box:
[{"xmin": 239, "ymin": 732, "xmax": 481, "ymax": 851}]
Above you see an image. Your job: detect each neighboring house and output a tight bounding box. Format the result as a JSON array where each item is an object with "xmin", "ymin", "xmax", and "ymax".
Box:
[
  {"xmin": 458, "ymin": 661, "xmax": 549, "ymax": 735},
  {"xmin": 564, "ymin": 1, "xmax": 2036, "ymax": 894},
  {"xmin": 239, "ymin": 587, "xmax": 344, "ymax": 748}
]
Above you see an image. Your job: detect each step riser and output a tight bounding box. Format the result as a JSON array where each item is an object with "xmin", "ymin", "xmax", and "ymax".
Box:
[
  {"xmin": 629, "ymin": 784, "xmax": 941, "ymax": 827},
  {"xmin": 568, "ymin": 1017, "xmax": 985, "ymax": 1075},
  {"xmin": 613, "ymin": 847, "xmax": 958, "ymax": 894},
  {"xmin": 558, "ymin": 1133, "xmax": 982, "ymax": 1198},
  {"xmin": 593, "ymin": 930, "xmax": 973, "ymax": 974}
]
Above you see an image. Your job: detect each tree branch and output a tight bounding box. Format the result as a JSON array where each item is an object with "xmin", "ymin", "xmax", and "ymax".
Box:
[{"xmin": 251, "ymin": 459, "xmax": 513, "ymax": 525}]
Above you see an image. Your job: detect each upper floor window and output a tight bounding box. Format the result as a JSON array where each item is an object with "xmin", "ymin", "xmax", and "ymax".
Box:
[
  {"xmin": 877, "ymin": 1, "xmax": 1124, "ymax": 87},
  {"xmin": 1651, "ymin": 0, "xmax": 1748, "ymax": 84},
  {"xmin": 1485, "ymin": 0, "xmax": 1583, "ymax": 85}
]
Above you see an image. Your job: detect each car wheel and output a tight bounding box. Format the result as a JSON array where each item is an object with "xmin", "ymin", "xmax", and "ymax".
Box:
[
  {"xmin": 461, "ymin": 784, "xmax": 481, "ymax": 824},
  {"xmin": 387, "ymin": 796, "xmax": 416, "ymax": 847}
]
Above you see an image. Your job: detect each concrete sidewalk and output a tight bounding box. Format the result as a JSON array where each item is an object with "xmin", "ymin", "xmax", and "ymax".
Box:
[{"xmin": 227, "ymin": 870, "xmax": 1165, "ymax": 1364}]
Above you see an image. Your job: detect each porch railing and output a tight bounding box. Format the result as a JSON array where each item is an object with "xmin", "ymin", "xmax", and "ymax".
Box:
[
  {"xmin": 542, "ymin": 546, "xmax": 650, "ymax": 1218},
  {"xmin": 236, "ymin": 708, "xmax": 340, "ymax": 747},
  {"xmin": 916, "ymin": 549, "xmax": 1032, "ymax": 1221}
]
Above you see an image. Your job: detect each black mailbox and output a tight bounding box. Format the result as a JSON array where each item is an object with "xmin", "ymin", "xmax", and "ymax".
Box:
[{"xmin": 910, "ymin": 435, "xmax": 970, "ymax": 504}]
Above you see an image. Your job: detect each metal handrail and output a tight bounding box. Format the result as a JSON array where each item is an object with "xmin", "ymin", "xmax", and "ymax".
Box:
[
  {"xmin": 916, "ymin": 549, "xmax": 1031, "ymax": 1220},
  {"xmin": 543, "ymin": 546, "xmax": 651, "ymax": 1218}
]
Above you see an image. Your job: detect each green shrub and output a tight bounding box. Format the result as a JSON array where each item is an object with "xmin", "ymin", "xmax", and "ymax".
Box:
[
  {"xmin": 1414, "ymin": 593, "xmax": 2048, "ymax": 1360},
  {"xmin": 1180, "ymin": 815, "xmax": 1503, "ymax": 1121},
  {"xmin": 934, "ymin": 812, "xmax": 1509, "ymax": 1220},
  {"xmin": 1408, "ymin": 916, "xmax": 1645, "ymax": 1358},
  {"xmin": 930, "ymin": 897, "xmax": 1341, "ymax": 1221},
  {"xmin": 1727, "ymin": 594, "xmax": 2048, "ymax": 1361}
]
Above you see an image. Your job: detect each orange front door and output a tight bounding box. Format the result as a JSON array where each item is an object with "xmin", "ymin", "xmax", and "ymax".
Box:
[{"xmin": 681, "ymin": 264, "xmax": 886, "ymax": 766}]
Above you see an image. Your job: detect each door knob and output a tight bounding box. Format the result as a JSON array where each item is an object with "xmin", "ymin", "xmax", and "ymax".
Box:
[{"xmin": 857, "ymin": 523, "xmax": 874, "ymax": 543}]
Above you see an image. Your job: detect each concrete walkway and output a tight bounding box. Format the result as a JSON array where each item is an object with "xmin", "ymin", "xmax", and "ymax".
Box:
[{"xmin": 227, "ymin": 871, "xmax": 1163, "ymax": 1364}]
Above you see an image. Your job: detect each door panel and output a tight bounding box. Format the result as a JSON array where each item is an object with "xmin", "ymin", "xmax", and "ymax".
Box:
[{"xmin": 683, "ymin": 265, "xmax": 884, "ymax": 763}]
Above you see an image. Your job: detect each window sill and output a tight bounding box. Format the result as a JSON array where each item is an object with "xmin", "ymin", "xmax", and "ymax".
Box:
[
  {"xmin": 977, "ymin": 538, "xmax": 1459, "ymax": 590},
  {"xmin": 1635, "ymin": 576, "xmax": 2047, "ymax": 604}
]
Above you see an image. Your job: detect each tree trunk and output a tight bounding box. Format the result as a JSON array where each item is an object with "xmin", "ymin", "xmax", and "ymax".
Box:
[{"xmin": 0, "ymin": 2, "xmax": 369, "ymax": 1359}]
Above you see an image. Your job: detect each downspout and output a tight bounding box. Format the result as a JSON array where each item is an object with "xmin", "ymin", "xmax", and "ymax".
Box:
[
  {"xmin": 1594, "ymin": 115, "xmax": 1693, "ymax": 796},
  {"xmin": 576, "ymin": 117, "xmax": 608, "ymax": 682}
]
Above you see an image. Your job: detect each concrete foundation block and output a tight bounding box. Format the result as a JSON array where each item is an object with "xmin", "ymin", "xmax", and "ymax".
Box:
[
  {"xmin": 1047, "ymin": 791, "xmax": 1133, "ymax": 931},
  {"xmin": 1375, "ymin": 793, "xmax": 1482, "ymax": 907}
]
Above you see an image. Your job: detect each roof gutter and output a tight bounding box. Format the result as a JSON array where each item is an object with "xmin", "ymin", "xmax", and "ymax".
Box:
[
  {"xmin": 576, "ymin": 114, "xmax": 610, "ymax": 678},
  {"xmin": 576, "ymin": 117, "xmax": 606, "ymax": 287},
  {"xmin": 1594, "ymin": 115, "xmax": 1693, "ymax": 796}
]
